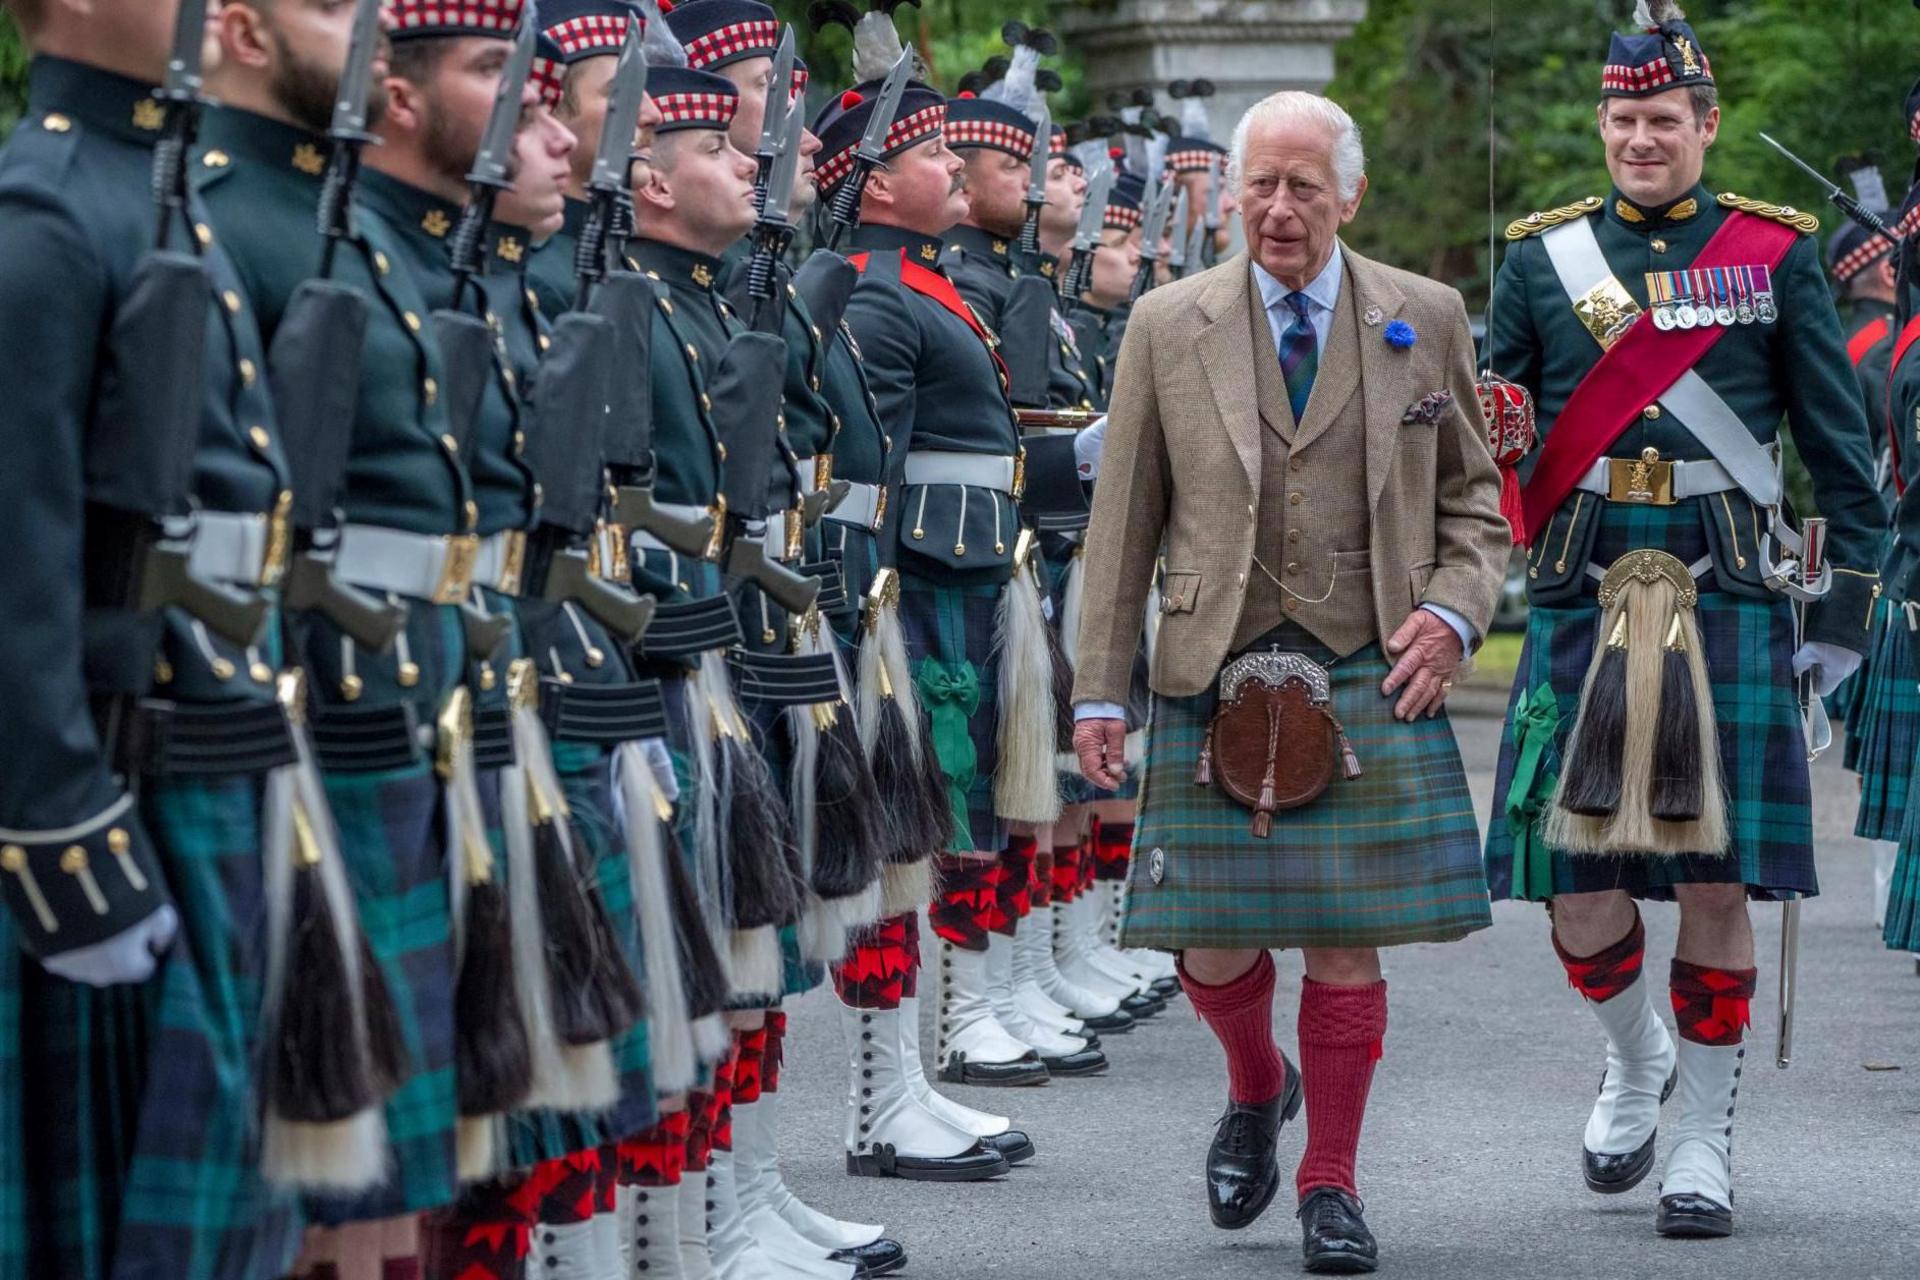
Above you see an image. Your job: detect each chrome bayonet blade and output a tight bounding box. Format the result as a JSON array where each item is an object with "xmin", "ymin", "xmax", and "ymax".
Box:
[
  {"xmin": 1138, "ymin": 176, "xmax": 1174, "ymax": 260},
  {"xmin": 163, "ymin": 0, "xmax": 209, "ymax": 102},
  {"xmin": 1166, "ymin": 187, "xmax": 1191, "ymax": 267},
  {"xmin": 590, "ymin": 20, "xmax": 649, "ymax": 195},
  {"xmin": 467, "ymin": 14, "xmax": 538, "ymax": 190},
  {"xmin": 1024, "ymin": 101, "xmax": 1052, "ymax": 207},
  {"xmin": 759, "ymin": 26, "xmax": 796, "ymax": 161},
  {"xmin": 1071, "ymin": 160, "xmax": 1112, "ymax": 254},
  {"xmin": 1202, "ymin": 154, "xmax": 1221, "ymax": 230},
  {"xmin": 856, "ymin": 47, "xmax": 914, "ymax": 164},
  {"xmin": 761, "ymin": 94, "xmax": 805, "ymax": 227},
  {"xmin": 329, "ymin": 0, "xmax": 384, "ymax": 142},
  {"xmin": 1759, "ymin": 132, "xmax": 1840, "ymax": 199},
  {"xmin": 1183, "ymin": 208, "xmax": 1206, "ymax": 273}
]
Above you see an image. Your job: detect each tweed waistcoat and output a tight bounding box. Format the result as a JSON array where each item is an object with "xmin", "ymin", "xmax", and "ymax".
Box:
[{"xmin": 1236, "ymin": 262, "xmax": 1379, "ymax": 656}]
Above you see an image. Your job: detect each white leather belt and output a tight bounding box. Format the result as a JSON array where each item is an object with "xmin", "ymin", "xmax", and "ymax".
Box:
[
  {"xmin": 189, "ymin": 511, "xmax": 271, "ymax": 585},
  {"xmin": 336, "ymin": 523, "xmax": 480, "ymax": 605},
  {"xmin": 760, "ymin": 510, "xmax": 802, "ymax": 562},
  {"xmin": 903, "ymin": 451, "xmax": 1016, "ymax": 493},
  {"xmin": 824, "ymin": 481, "xmax": 883, "ymax": 530},
  {"xmin": 1573, "ymin": 455, "xmax": 1742, "ymax": 501},
  {"xmin": 470, "ymin": 530, "xmax": 528, "ymax": 594}
]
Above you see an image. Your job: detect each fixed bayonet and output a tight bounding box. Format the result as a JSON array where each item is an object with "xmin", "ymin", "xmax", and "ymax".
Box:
[
  {"xmin": 1182, "ymin": 203, "xmax": 1207, "ymax": 278},
  {"xmin": 315, "ymin": 0, "xmax": 385, "ymax": 275},
  {"xmin": 824, "ymin": 46, "xmax": 913, "ymax": 248},
  {"xmin": 1200, "ymin": 154, "xmax": 1222, "ymax": 266},
  {"xmin": 753, "ymin": 25, "xmax": 796, "ymax": 203},
  {"xmin": 746, "ymin": 93, "xmax": 805, "ymax": 330},
  {"xmin": 1166, "ymin": 187, "xmax": 1191, "ymax": 272},
  {"xmin": 575, "ymin": 20, "xmax": 650, "ymax": 308},
  {"xmin": 1760, "ymin": 132, "xmax": 1897, "ymax": 243},
  {"xmin": 1131, "ymin": 176, "xmax": 1175, "ymax": 300},
  {"xmin": 1063, "ymin": 159, "xmax": 1112, "ymax": 297},
  {"xmin": 1017, "ymin": 101, "xmax": 1051, "ymax": 257},
  {"xmin": 447, "ymin": 14, "xmax": 537, "ymax": 303}
]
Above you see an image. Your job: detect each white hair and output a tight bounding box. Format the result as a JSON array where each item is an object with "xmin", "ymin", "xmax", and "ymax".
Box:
[{"xmin": 1226, "ymin": 91, "xmax": 1365, "ymax": 202}]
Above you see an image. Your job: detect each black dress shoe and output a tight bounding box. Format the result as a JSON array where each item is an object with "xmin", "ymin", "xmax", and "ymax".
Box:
[
  {"xmin": 1583, "ymin": 1065, "xmax": 1678, "ymax": 1194},
  {"xmin": 845, "ymin": 1140, "xmax": 1011, "ymax": 1181},
  {"xmin": 937, "ymin": 1050, "xmax": 1050, "ymax": 1087},
  {"xmin": 1084, "ymin": 1008, "xmax": 1136, "ymax": 1034},
  {"xmin": 1150, "ymin": 976, "xmax": 1181, "ymax": 999},
  {"xmin": 832, "ymin": 1237, "xmax": 908, "ymax": 1276},
  {"xmin": 983, "ymin": 1128, "xmax": 1036, "ymax": 1164},
  {"xmin": 1298, "ymin": 1187, "xmax": 1378, "ymax": 1274},
  {"xmin": 1039, "ymin": 1044, "xmax": 1109, "ymax": 1076},
  {"xmin": 1656, "ymin": 1192, "xmax": 1733, "ymax": 1238},
  {"xmin": 1205, "ymin": 1059, "xmax": 1303, "ymax": 1230},
  {"xmin": 1121, "ymin": 991, "xmax": 1165, "ymax": 1018}
]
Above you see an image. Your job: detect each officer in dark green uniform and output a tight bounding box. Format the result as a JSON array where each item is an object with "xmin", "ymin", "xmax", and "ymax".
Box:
[
  {"xmin": 1484, "ymin": 3, "xmax": 1883, "ymax": 1241},
  {"xmin": 195, "ymin": 5, "xmax": 478, "ymax": 1258},
  {"xmin": 1065, "ymin": 172, "xmax": 1145, "ymax": 406},
  {"xmin": 0, "ymin": 3, "xmax": 303, "ymax": 1278}
]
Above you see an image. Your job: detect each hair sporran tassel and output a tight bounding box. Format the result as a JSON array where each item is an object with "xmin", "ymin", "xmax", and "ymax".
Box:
[
  {"xmin": 258, "ymin": 722, "xmax": 397, "ymax": 1193},
  {"xmin": 615, "ymin": 741, "xmax": 698, "ymax": 1095},
  {"xmin": 1556, "ymin": 606, "xmax": 1630, "ymax": 817},
  {"xmin": 857, "ymin": 571, "xmax": 951, "ymax": 869},
  {"xmin": 994, "ymin": 535, "xmax": 1067, "ymax": 824},
  {"xmin": 440, "ymin": 687, "xmax": 531, "ymax": 1179},
  {"xmin": 1649, "ymin": 610, "xmax": 1704, "ymax": 821}
]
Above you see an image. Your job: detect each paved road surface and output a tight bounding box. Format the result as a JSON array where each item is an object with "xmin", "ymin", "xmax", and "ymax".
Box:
[{"xmin": 771, "ymin": 712, "xmax": 1920, "ymax": 1280}]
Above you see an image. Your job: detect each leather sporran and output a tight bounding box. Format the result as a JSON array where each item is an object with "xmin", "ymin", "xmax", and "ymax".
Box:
[{"xmin": 1193, "ymin": 651, "xmax": 1362, "ymax": 837}]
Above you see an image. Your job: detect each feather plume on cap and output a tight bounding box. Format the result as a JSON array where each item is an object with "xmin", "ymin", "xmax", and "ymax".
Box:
[
  {"xmin": 635, "ymin": 1, "xmax": 688, "ymax": 67},
  {"xmin": 1631, "ymin": 0, "xmax": 1686, "ymax": 30},
  {"xmin": 807, "ymin": 0, "xmax": 921, "ymax": 82},
  {"xmin": 1169, "ymin": 78, "xmax": 1215, "ymax": 141}
]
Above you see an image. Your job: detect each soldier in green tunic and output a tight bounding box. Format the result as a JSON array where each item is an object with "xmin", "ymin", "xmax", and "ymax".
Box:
[
  {"xmin": 0, "ymin": 2, "xmax": 306, "ymax": 1277},
  {"xmin": 1484, "ymin": 1, "xmax": 1884, "ymax": 1241}
]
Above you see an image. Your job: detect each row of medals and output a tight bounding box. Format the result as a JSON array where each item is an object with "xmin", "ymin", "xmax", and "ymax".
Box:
[{"xmin": 1645, "ymin": 264, "xmax": 1778, "ymax": 331}]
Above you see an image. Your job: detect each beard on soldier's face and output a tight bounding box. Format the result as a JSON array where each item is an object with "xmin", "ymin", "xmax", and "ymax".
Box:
[
  {"xmin": 422, "ymin": 92, "xmax": 489, "ymax": 189},
  {"xmin": 270, "ymin": 32, "xmax": 344, "ymax": 135}
]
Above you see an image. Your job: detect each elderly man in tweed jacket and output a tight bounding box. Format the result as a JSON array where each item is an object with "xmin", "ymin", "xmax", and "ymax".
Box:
[{"xmin": 1072, "ymin": 91, "xmax": 1507, "ymax": 1274}]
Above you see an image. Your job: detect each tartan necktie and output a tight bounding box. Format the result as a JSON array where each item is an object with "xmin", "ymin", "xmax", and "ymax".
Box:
[{"xmin": 1276, "ymin": 289, "xmax": 1318, "ymax": 422}]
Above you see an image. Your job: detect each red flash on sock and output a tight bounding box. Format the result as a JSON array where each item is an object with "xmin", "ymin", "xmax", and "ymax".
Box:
[
  {"xmin": 1670, "ymin": 959, "xmax": 1757, "ymax": 1046},
  {"xmin": 1552, "ymin": 910, "xmax": 1646, "ymax": 1003}
]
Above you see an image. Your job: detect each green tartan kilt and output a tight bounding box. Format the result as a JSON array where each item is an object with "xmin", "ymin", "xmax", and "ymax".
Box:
[
  {"xmin": 1849, "ymin": 600, "xmax": 1918, "ymax": 841},
  {"xmin": 306, "ymin": 762, "xmax": 459, "ymax": 1224},
  {"xmin": 1884, "ymin": 777, "xmax": 1920, "ymax": 951},
  {"xmin": 1485, "ymin": 563, "xmax": 1817, "ymax": 904},
  {"xmin": 0, "ymin": 775, "xmax": 304, "ymax": 1280},
  {"xmin": 897, "ymin": 573, "xmax": 1008, "ymax": 855},
  {"xmin": 1120, "ymin": 627, "xmax": 1491, "ymax": 951}
]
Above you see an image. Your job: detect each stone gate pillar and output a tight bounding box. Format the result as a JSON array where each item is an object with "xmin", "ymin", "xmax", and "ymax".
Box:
[{"xmin": 1052, "ymin": 1, "xmax": 1368, "ymax": 146}]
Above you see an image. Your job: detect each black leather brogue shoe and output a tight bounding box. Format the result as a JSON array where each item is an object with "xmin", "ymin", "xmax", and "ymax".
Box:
[{"xmin": 1298, "ymin": 1187, "xmax": 1378, "ymax": 1274}]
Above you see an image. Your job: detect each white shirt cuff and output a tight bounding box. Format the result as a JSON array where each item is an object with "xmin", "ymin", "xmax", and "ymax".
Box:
[
  {"xmin": 1074, "ymin": 700, "xmax": 1127, "ymax": 722},
  {"xmin": 1420, "ymin": 603, "xmax": 1477, "ymax": 654}
]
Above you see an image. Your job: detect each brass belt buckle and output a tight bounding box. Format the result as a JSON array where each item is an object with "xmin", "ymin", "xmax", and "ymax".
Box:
[
  {"xmin": 1608, "ymin": 447, "xmax": 1674, "ymax": 505},
  {"xmin": 495, "ymin": 529, "xmax": 528, "ymax": 595},
  {"xmin": 432, "ymin": 534, "xmax": 481, "ymax": 604}
]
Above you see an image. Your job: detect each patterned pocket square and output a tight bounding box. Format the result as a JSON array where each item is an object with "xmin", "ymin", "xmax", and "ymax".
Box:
[{"xmin": 1402, "ymin": 390, "xmax": 1454, "ymax": 426}]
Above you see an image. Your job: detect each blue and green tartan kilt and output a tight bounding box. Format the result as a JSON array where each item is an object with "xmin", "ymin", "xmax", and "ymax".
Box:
[
  {"xmin": 1485, "ymin": 506, "xmax": 1816, "ymax": 904},
  {"xmin": 1849, "ymin": 601, "xmax": 1917, "ymax": 841},
  {"xmin": 897, "ymin": 573, "xmax": 1009, "ymax": 856},
  {"xmin": 0, "ymin": 776, "xmax": 304, "ymax": 1280},
  {"xmin": 1120, "ymin": 626, "xmax": 1491, "ymax": 951},
  {"xmin": 1883, "ymin": 769, "xmax": 1920, "ymax": 951},
  {"xmin": 305, "ymin": 762, "xmax": 459, "ymax": 1224}
]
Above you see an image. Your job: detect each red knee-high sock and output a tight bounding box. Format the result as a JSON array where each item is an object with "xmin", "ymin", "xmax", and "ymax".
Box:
[
  {"xmin": 1177, "ymin": 950, "xmax": 1290, "ymax": 1106},
  {"xmin": 1669, "ymin": 959, "xmax": 1757, "ymax": 1046},
  {"xmin": 1552, "ymin": 908, "xmax": 1646, "ymax": 1002},
  {"xmin": 763, "ymin": 1011, "xmax": 788, "ymax": 1092},
  {"xmin": 734, "ymin": 1027, "xmax": 767, "ymax": 1105},
  {"xmin": 997, "ymin": 836, "xmax": 1037, "ymax": 930},
  {"xmin": 710, "ymin": 1048, "xmax": 739, "ymax": 1154},
  {"xmin": 533, "ymin": 1149, "xmax": 604, "ymax": 1225},
  {"xmin": 618, "ymin": 1113, "xmax": 688, "ymax": 1188},
  {"xmin": 420, "ymin": 1174, "xmax": 533, "ymax": 1280},
  {"xmin": 832, "ymin": 911, "xmax": 917, "ymax": 1008},
  {"xmin": 1295, "ymin": 978, "xmax": 1388, "ymax": 1200}
]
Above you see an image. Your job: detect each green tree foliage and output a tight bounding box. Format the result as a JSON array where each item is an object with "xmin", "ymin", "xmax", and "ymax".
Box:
[
  {"xmin": 1, "ymin": 15, "xmax": 26, "ymax": 136},
  {"xmin": 1327, "ymin": 0, "xmax": 1918, "ymax": 314}
]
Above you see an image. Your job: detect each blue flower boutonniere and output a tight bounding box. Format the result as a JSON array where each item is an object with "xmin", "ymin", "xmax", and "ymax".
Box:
[{"xmin": 1384, "ymin": 319, "xmax": 1417, "ymax": 349}]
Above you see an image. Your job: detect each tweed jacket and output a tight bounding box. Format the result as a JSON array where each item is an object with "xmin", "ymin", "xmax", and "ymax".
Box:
[{"xmin": 1072, "ymin": 244, "xmax": 1509, "ymax": 703}]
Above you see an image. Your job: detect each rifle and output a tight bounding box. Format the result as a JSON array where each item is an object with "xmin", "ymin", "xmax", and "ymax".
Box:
[
  {"xmin": 1761, "ymin": 132, "xmax": 1899, "ymax": 244},
  {"xmin": 275, "ymin": 0, "xmax": 409, "ymax": 652},
  {"xmin": 1017, "ymin": 101, "xmax": 1051, "ymax": 261},
  {"xmin": 1013, "ymin": 407, "xmax": 1101, "ymax": 431},
  {"xmin": 1181, "ymin": 198, "xmax": 1207, "ymax": 280},
  {"xmin": 711, "ymin": 333, "xmax": 821, "ymax": 617},
  {"xmin": 91, "ymin": 0, "xmax": 268, "ymax": 651},
  {"xmin": 822, "ymin": 47, "xmax": 912, "ymax": 251},
  {"xmin": 518, "ymin": 21, "xmax": 656, "ymax": 645},
  {"xmin": 1200, "ymin": 153, "xmax": 1222, "ymax": 267},
  {"xmin": 1062, "ymin": 159, "xmax": 1112, "ymax": 300},
  {"xmin": 1129, "ymin": 175, "xmax": 1175, "ymax": 302},
  {"xmin": 745, "ymin": 85, "xmax": 806, "ymax": 334}
]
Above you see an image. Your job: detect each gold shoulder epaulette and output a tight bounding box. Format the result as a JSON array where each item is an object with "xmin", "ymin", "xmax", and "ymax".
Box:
[
  {"xmin": 1505, "ymin": 197, "xmax": 1604, "ymax": 241},
  {"xmin": 1716, "ymin": 193, "xmax": 1820, "ymax": 234}
]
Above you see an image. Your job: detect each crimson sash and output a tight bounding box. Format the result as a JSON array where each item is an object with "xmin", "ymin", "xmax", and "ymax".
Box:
[
  {"xmin": 1881, "ymin": 313, "xmax": 1920, "ymax": 499},
  {"xmin": 1847, "ymin": 313, "xmax": 1891, "ymax": 366},
  {"xmin": 851, "ymin": 248, "xmax": 1012, "ymax": 385},
  {"xmin": 1518, "ymin": 211, "xmax": 1800, "ymax": 544}
]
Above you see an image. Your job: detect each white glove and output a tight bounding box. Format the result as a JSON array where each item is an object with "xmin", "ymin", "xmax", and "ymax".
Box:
[
  {"xmin": 641, "ymin": 737, "xmax": 679, "ymax": 803},
  {"xmin": 1073, "ymin": 415, "xmax": 1108, "ymax": 480},
  {"xmin": 42, "ymin": 904, "xmax": 178, "ymax": 987},
  {"xmin": 1792, "ymin": 641, "xmax": 1862, "ymax": 699}
]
